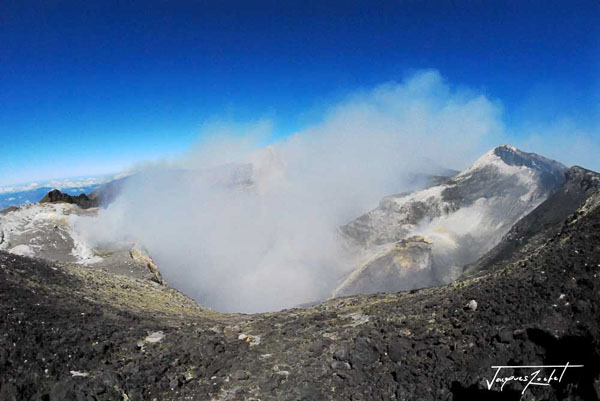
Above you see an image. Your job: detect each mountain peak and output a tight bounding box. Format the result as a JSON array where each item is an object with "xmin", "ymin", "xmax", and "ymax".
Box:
[
  {"xmin": 492, "ymin": 145, "xmax": 566, "ymax": 170},
  {"xmin": 464, "ymin": 145, "xmax": 567, "ymax": 179},
  {"xmin": 494, "ymin": 144, "xmax": 519, "ymax": 153}
]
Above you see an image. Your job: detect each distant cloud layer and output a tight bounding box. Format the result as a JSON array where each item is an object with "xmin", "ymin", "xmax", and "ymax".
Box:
[{"xmin": 0, "ymin": 175, "xmax": 123, "ymax": 195}]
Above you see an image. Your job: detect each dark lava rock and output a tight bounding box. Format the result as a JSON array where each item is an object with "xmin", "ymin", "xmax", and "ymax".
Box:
[
  {"xmin": 39, "ymin": 189, "xmax": 98, "ymax": 209},
  {"xmin": 232, "ymin": 370, "xmax": 250, "ymax": 380},
  {"xmin": 495, "ymin": 329, "xmax": 513, "ymax": 344},
  {"xmin": 330, "ymin": 361, "xmax": 351, "ymax": 370},
  {"xmin": 387, "ymin": 337, "xmax": 412, "ymax": 363}
]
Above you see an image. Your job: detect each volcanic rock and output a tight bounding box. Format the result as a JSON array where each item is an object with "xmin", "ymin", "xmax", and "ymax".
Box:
[
  {"xmin": 337, "ymin": 145, "xmax": 567, "ymax": 296},
  {"xmin": 40, "ymin": 189, "xmax": 98, "ymax": 209},
  {"xmin": 333, "ymin": 236, "xmax": 433, "ymax": 297}
]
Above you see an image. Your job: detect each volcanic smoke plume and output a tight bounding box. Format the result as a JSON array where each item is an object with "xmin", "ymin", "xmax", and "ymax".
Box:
[{"xmin": 72, "ymin": 70, "xmax": 505, "ymax": 312}]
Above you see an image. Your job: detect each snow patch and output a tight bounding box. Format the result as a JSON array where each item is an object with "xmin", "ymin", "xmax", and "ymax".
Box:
[{"xmin": 388, "ymin": 184, "xmax": 446, "ymax": 207}]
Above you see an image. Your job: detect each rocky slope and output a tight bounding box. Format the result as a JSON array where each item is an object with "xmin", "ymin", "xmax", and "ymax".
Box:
[
  {"xmin": 464, "ymin": 166, "xmax": 600, "ymax": 276},
  {"xmin": 0, "ymin": 202, "xmax": 161, "ymax": 283},
  {"xmin": 336, "ymin": 145, "xmax": 567, "ymax": 297},
  {"xmin": 332, "ymin": 236, "xmax": 434, "ymax": 298},
  {"xmin": 1, "ymin": 166, "xmax": 599, "ymax": 400}
]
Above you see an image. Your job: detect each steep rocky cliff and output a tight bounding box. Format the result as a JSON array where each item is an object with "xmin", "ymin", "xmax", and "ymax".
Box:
[{"xmin": 337, "ymin": 145, "xmax": 567, "ymax": 296}]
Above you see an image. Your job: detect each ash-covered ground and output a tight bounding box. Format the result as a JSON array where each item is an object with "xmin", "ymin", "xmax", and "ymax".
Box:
[{"xmin": 1, "ymin": 179, "xmax": 599, "ymax": 400}]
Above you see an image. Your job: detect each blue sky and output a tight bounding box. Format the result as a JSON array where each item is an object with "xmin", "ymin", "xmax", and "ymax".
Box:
[{"xmin": 1, "ymin": 0, "xmax": 599, "ymax": 186}]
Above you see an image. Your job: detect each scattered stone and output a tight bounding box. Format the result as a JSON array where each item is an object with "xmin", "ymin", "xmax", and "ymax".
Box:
[
  {"xmin": 513, "ymin": 329, "xmax": 528, "ymax": 339},
  {"xmin": 330, "ymin": 361, "xmax": 351, "ymax": 370},
  {"xmin": 495, "ymin": 329, "xmax": 513, "ymax": 343},
  {"xmin": 387, "ymin": 337, "xmax": 411, "ymax": 363},
  {"xmin": 224, "ymin": 325, "xmax": 241, "ymax": 335},
  {"xmin": 231, "ymin": 370, "xmax": 250, "ymax": 380},
  {"xmin": 333, "ymin": 346, "xmax": 349, "ymax": 362},
  {"xmin": 344, "ymin": 312, "xmax": 370, "ymax": 327},
  {"xmin": 183, "ymin": 371, "xmax": 195, "ymax": 383},
  {"xmin": 248, "ymin": 335, "xmax": 261, "ymax": 346},
  {"xmin": 70, "ymin": 370, "xmax": 89, "ymax": 377},
  {"xmin": 238, "ymin": 333, "xmax": 260, "ymax": 346},
  {"xmin": 144, "ymin": 331, "xmax": 165, "ymax": 344},
  {"xmin": 466, "ymin": 299, "xmax": 478, "ymax": 311}
]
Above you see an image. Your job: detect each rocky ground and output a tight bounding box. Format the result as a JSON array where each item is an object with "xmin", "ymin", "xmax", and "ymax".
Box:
[{"xmin": 1, "ymin": 188, "xmax": 599, "ymax": 400}]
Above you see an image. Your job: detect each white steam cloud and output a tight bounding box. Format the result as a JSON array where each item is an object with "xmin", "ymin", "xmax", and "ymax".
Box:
[{"xmin": 72, "ymin": 70, "xmax": 504, "ymax": 312}]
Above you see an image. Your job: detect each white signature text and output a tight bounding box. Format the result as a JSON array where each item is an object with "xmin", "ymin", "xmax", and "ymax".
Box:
[{"xmin": 485, "ymin": 363, "xmax": 583, "ymax": 394}]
